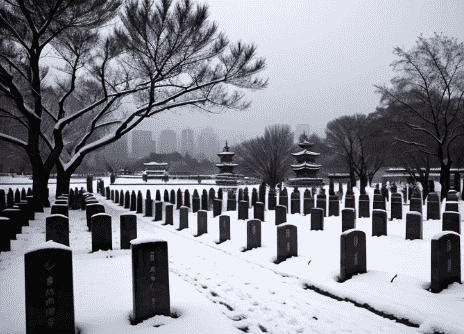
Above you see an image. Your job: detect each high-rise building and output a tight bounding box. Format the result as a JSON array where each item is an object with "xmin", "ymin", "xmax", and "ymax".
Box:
[
  {"xmin": 158, "ymin": 129, "xmax": 177, "ymax": 154},
  {"xmin": 196, "ymin": 127, "xmax": 220, "ymax": 161},
  {"xmin": 131, "ymin": 130, "xmax": 153, "ymax": 158},
  {"xmin": 181, "ymin": 128, "xmax": 195, "ymax": 156}
]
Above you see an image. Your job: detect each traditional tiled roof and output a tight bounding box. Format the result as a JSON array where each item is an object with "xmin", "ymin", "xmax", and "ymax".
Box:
[
  {"xmin": 291, "ymin": 149, "xmax": 320, "ymax": 156},
  {"xmin": 291, "ymin": 162, "xmax": 321, "ymax": 170}
]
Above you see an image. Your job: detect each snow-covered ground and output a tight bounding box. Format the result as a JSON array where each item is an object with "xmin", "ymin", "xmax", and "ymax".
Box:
[{"xmin": 1, "ymin": 178, "xmax": 463, "ymax": 334}]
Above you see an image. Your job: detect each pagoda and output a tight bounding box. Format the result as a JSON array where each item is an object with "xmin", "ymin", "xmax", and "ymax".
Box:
[
  {"xmin": 287, "ymin": 132, "xmax": 324, "ymax": 187},
  {"xmin": 143, "ymin": 162, "xmax": 168, "ymax": 179},
  {"xmin": 216, "ymin": 141, "xmax": 239, "ymax": 186}
]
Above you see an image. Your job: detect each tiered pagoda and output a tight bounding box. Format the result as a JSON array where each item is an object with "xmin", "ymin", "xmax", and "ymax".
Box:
[
  {"xmin": 216, "ymin": 141, "xmax": 239, "ymax": 186},
  {"xmin": 287, "ymin": 132, "xmax": 324, "ymax": 187}
]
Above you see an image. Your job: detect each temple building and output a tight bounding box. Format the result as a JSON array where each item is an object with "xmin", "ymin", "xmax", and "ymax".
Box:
[
  {"xmin": 143, "ymin": 162, "xmax": 168, "ymax": 179},
  {"xmin": 287, "ymin": 132, "xmax": 324, "ymax": 187},
  {"xmin": 216, "ymin": 141, "xmax": 239, "ymax": 186}
]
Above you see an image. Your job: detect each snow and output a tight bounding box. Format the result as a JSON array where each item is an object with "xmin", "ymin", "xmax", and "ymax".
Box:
[
  {"xmin": 24, "ymin": 240, "xmax": 71, "ymax": 254},
  {"xmin": 407, "ymin": 211, "xmax": 423, "ymax": 216},
  {"xmin": 1, "ymin": 178, "xmax": 464, "ymax": 334},
  {"xmin": 130, "ymin": 236, "xmax": 167, "ymax": 245},
  {"xmin": 431, "ymin": 230, "xmax": 461, "ymax": 241},
  {"xmin": 48, "ymin": 214, "xmax": 68, "ymax": 219},
  {"xmin": 340, "ymin": 228, "xmax": 362, "ymax": 236}
]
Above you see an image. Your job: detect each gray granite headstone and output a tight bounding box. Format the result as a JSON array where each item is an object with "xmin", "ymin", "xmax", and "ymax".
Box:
[
  {"xmin": 442, "ymin": 211, "xmax": 461, "ymax": 234},
  {"xmin": 46, "ymin": 214, "xmax": 69, "ymax": 246},
  {"xmin": 247, "ymin": 219, "xmax": 261, "ymax": 250},
  {"xmin": 85, "ymin": 203, "xmax": 105, "ymax": 231},
  {"xmin": 291, "ymin": 191, "xmax": 300, "ymax": 214},
  {"xmin": 154, "ymin": 201, "xmax": 163, "ymax": 222},
  {"xmin": 0, "ymin": 217, "xmax": 11, "ymax": 251},
  {"xmin": 277, "ymin": 224, "xmax": 297, "ymax": 263},
  {"xmin": 431, "ymin": 232, "xmax": 461, "ymax": 293},
  {"xmin": 213, "ymin": 199, "xmax": 222, "ymax": 218},
  {"xmin": 254, "ymin": 202, "xmax": 265, "ymax": 222},
  {"xmin": 310, "ymin": 208, "xmax": 324, "ymax": 231},
  {"xmin": 358, "ymin": 194, "xmax": 370, "ymax": 218},
  {"xmin": 120, "ymin": 214, "xmax": 137, "ymax": 250},
  {"xmin": 373, "ymin": 194, "xmax": 386, "ymax": 211},
  {"xmin": 197, "ymin": 210, "xmax": 208, "ymax": 236},
  {"xmin": 410, "ymin": 198, "xmax": 423, "ymax": 214},
  {"xmin": 342, "ymin": 208, "xmax": 356, "ymax": 232},
  {"xmin": 426, "ymin": 192, "xmax": 440, "ymax": 220},
  {"xmin": 164, "ymin": 204, "xmax": 173, "ymax": 225},
  {"xmin": 238, "ymin": 200, "xmax": 249, "ymax": 220},
  {"xmin": 390, "ymin": 193, "xmax": 402, "ymax": 220},
  {"xmin": 275, "ymin": 205, "xmax": 287, "ymax": 225},
  {"xmin": 340, "ymin": 229, "xmax": 367, "ymax": 282},
  {"xmin": 178, "ymin": 206, "xmax": 189, "ymax": 230},
  {"xmin": 51, "ymin": 204, "xmax": 68, "ymax": 218},
  {"xmin": 91, "ymin": 213, "xmax": 112, "ymax": 252},
  {"xmin": 372, "ymin": 209, "xmax": 387, "ymax": 237},
  {"xmin": 328, "ymin": 195, "xmax": 339, "ymax": 216},
  {"xmin": 219, "ymin": 215, "xmax": 230, "ymax": 243},
  {"xmin": 406, "ymin": 212, "xmax": 423, "ymax": 240},
  {"xmin": 445, "ymin": 201, "xmax": 459, "ymax": 213}
]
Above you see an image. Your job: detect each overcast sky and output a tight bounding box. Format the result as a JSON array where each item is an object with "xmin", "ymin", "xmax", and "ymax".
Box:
[{"xmin": 128, "ymin": 0, "xmax": 464, "ymax": 143}]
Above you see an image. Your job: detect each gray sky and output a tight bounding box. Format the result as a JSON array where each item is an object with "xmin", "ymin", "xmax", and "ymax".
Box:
[{"xmin": 128, "ymin": 0, "xmax": 464, "ymax": 142}]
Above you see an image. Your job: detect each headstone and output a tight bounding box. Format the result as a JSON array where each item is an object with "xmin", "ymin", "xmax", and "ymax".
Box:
[
  {"xmin": 279, "ymin": 188, "xmax": 288, "ymax": 212},
  {"xmin": 91, "ymin": 213, "xmax": 112, "ymax": 252},
  {"xmin": 154, "ymin": 202, "xmax": 163, "ymax": 222},
  {"xmin": 164, "ymin": 204, "xmax": 173, "ymax": 225},
  {"xmin": 130, "ymin": 190, "xmax": 137, "ymax": 211},
  {"xmin": 106, "ymin": 186, "xmax": 110, "ymax": 200},
  {"xmin": 254, "ymin": 202, "xmax": 265, "ymax": 222},
  {"xmin": 454, "ymin": 172, "xmax": 461, "ymax": 193},
  {"xmin": 201, "ymin": 190, "xmax": 208, "ymax": 211},
  {"xmin": 226, "ymin": 189, "xmax": 236, "ymax": 211},
  {"xmin": 25, "ymin": 196, "xmax": 35, "ymax": 220},
  {"xmin": 430, "ymin": 231, "xmax": 461, "ymax": 293},
  {"xmin": 251, "ymin": 188, "xmax": 258, "ymax": 207},
  {"xmin": 445, "ymin": 201, "xmax": 459, "ymax": 213},
  {"xmin": 120, "ymin": 214, "xmax": 137, "ymax": 250},
  {"xmin": 46, "ymin": 214, "xmax": 70, "ymax": 246},
  {"xmin": 277, "ymin": 224, "xmax": 297, "ymax": 263},
  {"xmin": 303, "ymin": 189, "xmax": 314, "ymax": 215},
  {"xmin": 410, "ymin": 198, "xmax": 423, "ymax": 214},
  {"xmin": 164, "ymin": 189, "xmax": 169, "ymax": 202},
  {"xmin": 14, "ymin": 188, "xmax": 20, "ymax": 203},
  {"xmin": 0, "ymin": 217, "xmax": 11, "ymax": 251},
  {"xmin": 328, "ymin": 195, "xmax": 339, "ymax": 216},
  {"xmin": 238, "ymin": 200, "xmax": 249, "ymax": 220},
  {"xmin": 238, "ymin": 188, "xmax": 244, "ymax": 202},
  {"xmin": 310, "ymin": 208, "xmax": 324, "ymax": 231},
  {"xmin": 259, "ymin": 182, "xmax": 266, "ymax": 208},
  {"xmin": 130, "ymin": 238, "xmax": 170, "ymax": 323},
  {"xmin": 268, "ymin": 188, "xmax": 276, "ymax": 210},
  {"xmin": 358, "ymin": 194, "xmax": 370, "ymax": 218},
  {"xmin": 155, "ymin": 190, "xmax": 161, "ymax": 202},
  {"xmin": 0, "ymin": 189, "xmax": 5, "ymax": 213},
  {"xmin": 7, "ymin": 188, "xmax": 13, "ymax": 208},
  {"xmin": 87, "ymin": 174, "xmax": 93, "ymax": 192},
  {"xmin": 447, "ymin": 190, "xmax": 459, "ymax": 202},
  {"xmin": 114, "ymin": 189, "xmax": 119, "ymax": 204},
  {"xmin": 442, "ymin": 211, "xmax": 461, "ymax": 234},
  {"xmin": 406, "ymin": 212, "xmax": 423, "ymax": 240},
  {"xmin": 316, "ymin": 193, "xmax": 327, "ymax": 217},
  {"xmin": 179, "ymin": 206, "xmax": 189, "ymax": 230},
  {"xmin": 381, "ymin": 184, "xmax": 389, "ymax": 202},
  {"xmin": 27, "ymin": 187, "xmax": 32, "ymax": 196},
  {"xmin": 184, "ymin": 189, "xmax": 191, "ymax": 208},
  {"xmin": 24, "ymin": 241, "xmax": 75, "ymax": 333},
  {"xmin": 51, "ymin": 204, "xmax": 68, "ymax": 218},
  {"xmin": 16, "ymin": 201, "xmax": 29, "ymax": 226},
  {"xmin": 111, "ymin": 189, "xmax": 114, "ymax": 202},
  {"xmin": 124, "ymin": 190, "xmax": 130, "ymax": 209},
  {"xmin": 372, "ymin": 209, "xmax": 387, "ymax": 237},
  {"xmin": 136, "ymin": 191, "xmax": 143, "ymax": 214},
  {"xmin": 218, "ymin": 188, "xmax": 223, "ymax": 201},
  {"xmin": 345, "ymin": 195, "xmax": 355, "ymax": 210},
  {"xmin": 275, "ymin": 205, "xmax": 287, "ymax": 225},
  {"xmin": 176, "ymin": 189, "xmax": 183, "ymax": 210},
  {"xmin": 213, "ymin": 199, "xmax": 222, "ymax": 217},
  {"xmin": 119, "ymin": 190, "xmax": 124, "ymax": 206},
  {"xmin": 427, "ymin": 192, "xmax": 440, "ymax": 220},
  {"xmin": 209, "ymin": 188, "xmax": 215, "ymax": 211},
  {"xmin": 170, "ymin": 189, "xmax": 175, "ymax": 205},
  {"xmin": 68, "ymin": 189, "xmax": 75, "ymax": 210},
  {"xmin": 340, "ymin": 229, "xmax": 367, "ymax": 282},
  {"xmin": 197, "ymin": 210, "xmax": 208, "ymax": 236},
  {"xmin": 390, "ymin": 193, "xmax": 403, "ymax": 220},
  {"xmin": 145, "ymin": 199, "xmax": 153, "ymax": 217},
  {"xmin": 219, "ymin": 215, "xmax": 230, "ymax": 243},
  {"xmin": 291, "ymin": 190, "xmax": 300, "ymax": 214},
  {"xmin": 342, "ymin": 208, "xmax": 356, "ymax": 232},
  {"xmin": 243, "ymin": 187, "xmax": 250, "ymax": 208},
  {"xmin": 373, "ymin": 194, "xmax": 386, "ymax": 211},
  {"xmin": 85, "ymin": 204, "xmax": 105, "ymax": 231},
  {"xmin": 192, "ymin": 191, "xmax": 200, "ymax": 213},
  {"xmin": 247, "ymin": 219, "xmax": 261, "ymax": 250}
]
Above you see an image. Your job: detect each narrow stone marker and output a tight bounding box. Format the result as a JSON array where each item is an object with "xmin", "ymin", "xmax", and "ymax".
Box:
[
  {"xmin": 277, "ymin": 224, "xmax": 297, "ymax": 263},
  {"xmin": 227, "ymin": 189, "xmax": 237, "ymax": 211},
  {"xmin": 21, "ymin": 188, "xmax": 26, "ymax": 201},
  {"xmin": 91, "ymin": 213, "xmax": 112, "ymax": 252},
  {"xmin": 7, "ymin": 189, "xmax": 14, "ymax": 208},
  {"xmin": 275, "ymin": 205, "xmax": 287, "ymax": 226},
  {"xmin": 197, "ymin": 210, "xmax": 208, "ymax": 236},
  {"xmin": 446, "ymin": 190, "xmax": 459, "ymax": 202},
  {"xmin": 156, "ymin": 190, "xmax": 161, "ymax": 202},
  {"xmin": 201, "ymin": 190, "xmax": 208, "ymax": 211},
  {"xmin": 0, "ymin": 217, "xmax": 11, "ymax": 251},
  {"xmin": 406, "ymin": 212, "xmax": 423, "ymax": 240},
  {"xmin": 431, "ymin": 231, "xmax": 461, "ymax": 293},
  {"xmin": 16, "ymin": 201, "xmax": 29, "ymax": 226},
  {"xmin": 106, "ymin": 187, "xmax": 111, "ymax": 200},
  {"xmin": 46, "ymin": 214, "xmax": 70, "ymax": 246},
  {"xmin": 192, "ymin": 191, "xmax": 200, "ymax": 213},
  {"xmin": 358, "ymin": 194, "xmax": 370, "ymax": 218},
  {"xmin": 342, "ymin": 208, "xmax": 356, "ymax": 232},
  {"xmin": 372, "ymin": 209, "xmax": 387, "ymax": 237},
  {"xmin": 445, "ymin": 201, "xmax": 459, "ymax": 213},
  {"xmin": 85, "ymin": 203, "xmax": 105, "ymax": 231},
  {"xmin": 114, "ymin": 190, "xmax": 119, "ymax": 204},
  {"xmin": 145, "ymin": 199, "xmax": 153, "ymax": 217},
  {"xmin": 213, "ymin": 199, "xmax": 222, "ymax": 217},
  {"xmin": 268, "ymin": 188, "xmax": 276, "ymax": 210},
  {"xmin": 426, "ymin": 192, "xmax": 440, "ymax": 220},
  {"xmin": 164, "ymin": 204, "xmax": 174, "ymax": 225},
  {"xmin": 219, "ymin": 215, "xmax": 230, "ymax": 243},
  {"xmin": 340, "ymin": 229, "xmax": 367, "ymax": 282},
  {"xmin": 238, "ymin": 200, "xmax": 249, "ymax": 220},
  {"xmin": 410, "ymin": 198, "xmax": 423, "ymax": 214},
  {"xmin": 170, "ymin": 189, "xmax": 176, "ymax": 205},
  {"xmin": 184, "ymin": 190, "xmax": 191, "ymax": 208},
  {"xmin": 252, "ymin": 188, "xmax": 258, "ymax": 207},
  {"xmin": 120, "ymin": 214, "xmax": 137, "ymax": 250},
  {"xmin": 25, "ymin": 241, "xmax": 75, "ymax": 333},
  {"xmin": 178, "ymin": 206, "xmax": 189, "ymax": 230},
  {"xmin": 291, "ymin": 190, "xmax": 300, "ymax": 214},
  {"xmin": 442, "ymin": 211, "xmax": 461, "ymax": 234},
  {"xmin": 209, "ymin": 188, "xmax": 215, "ymax": 211},
  {"xmin": 247, "ymin": 219, "xmax": 261, "ymax": 250},
  {"xmin": 119, "ymin": 190, "xmax": 124, "ymax": 206},
  {"xmin": 373, "ymin": 194, "xmax": 386, "ymax": 211},
  {"xmin": 68, "ymin": 189, "xmax": 75, "ymax": 210},
  {"xmin": 136, "ymin": 191, "xmax": 143, "ymax": 214},
  {"xmin": 345, "ymin": 195, "xmax": 355, "ymax": 210},
  {"xmin": 131, "ymin": 238, "xmax": 170, "ymax": 324},
  {"xmin": 279, "ymin": 188, "xmax": 288, "ymax": 212},
  {"xmin": 124, "ymin": 190, "xmax": 131, "ymax": 209},
  {"xmin": 254, "ymin": 202, "xmax": 265, "ymax": 222},
  {"xmin": 150, "ymin": 202, "xmax": 161, "ymax": 223},
  {"xmin": 130, "ymin": 190, "xmax": 137, "ymax": 211},
  {"xmin": 51, "ymin": 204, "xmax": 69, "ymax": 218},
  {"xmin": 303, "ymin": 189, "xmax": 313, "ymax": 215},
  {"xmin": 14, "ymin": 188, "xmax": 20, "ymax": 203},
  {"xmin": 111, "ymin": 189, "xmax": 115, "ymax": 202},
  {"xmin": 390, "ymin": 193, "xmax": 402, "ymax": 220},
  {"xmin": 328, "ymin": 194, "xmax": 339, "ymax": 217},
  {"xmin": 176, "ymin": 189, "xmax": 183, "ymax": 210},
  {"xmin": 310, "ymin": 208, "xmax": 324, "ymax": 231},
  {"xmin": 26, "ymin": 196, "xmax": 35, "ymax": 220},
  {"xmin": 164, "ymin": 189, "xmax": 169, "ymax": 202},
  {"xmin": 316, "ymin": 193, "xmax": 327, "ymax": 217},
  {"xmin": 0, "ymin": 189, "xmax": 5, "ymax": 213}
]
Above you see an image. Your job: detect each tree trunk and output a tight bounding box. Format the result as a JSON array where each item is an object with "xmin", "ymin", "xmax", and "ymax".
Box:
[
  {"xmin": 359, "ymin": 173, "xmax": 368, "ymax": 194},
  {"xmin": 56, "ymin": 162, "xmax": 72, "ymax": 198},
  {"xmin": 440, "ymin": 161, "xmax": 452, "ymax": 202},
  {"xmin": 349, "ymin": 165, "xmax": 356, "ymax": 189}
]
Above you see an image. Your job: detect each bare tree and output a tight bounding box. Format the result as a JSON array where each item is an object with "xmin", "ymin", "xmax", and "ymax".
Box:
[
  {"xmin": 375, "ymin": 33, "xmax": 464, "ymax": 201},
  {"xmin": 0, "ymin": 0, "xmax": 268, "ymax": 208},
  {"xmin": 234, "ymin": 124, "xmax": 296, "ymax": 188}
]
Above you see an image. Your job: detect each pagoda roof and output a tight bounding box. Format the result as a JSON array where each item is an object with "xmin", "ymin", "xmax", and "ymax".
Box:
[
  {"xmin": 291, "ymin": 162, "xmax": 321, "ymax": 170},
  {"xmin": 291, "ymin": 149, "xmax": 320, "ymax": 156},
  {"xmin": 217, "ymin": 152, "xmax": 235, "ymax": 156},
  {"xmin": 144, "ymin": 162, "xmax": 168, "ymax": 166},
  {"xmin": 216, "ymin": 163, "xmax": 238, "ymax": 167},
  {"xmin": 297, "ymin": 140, "xmax": 315, "ymax": 148}
]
